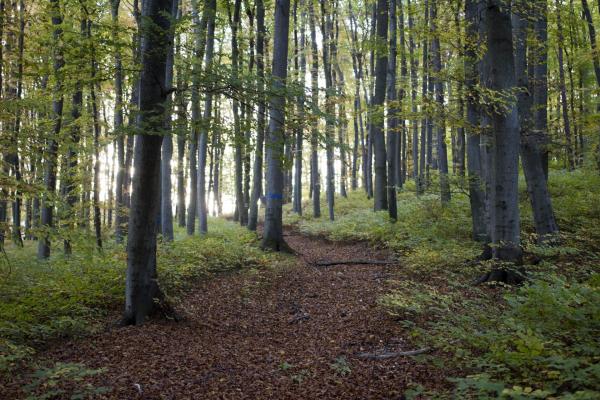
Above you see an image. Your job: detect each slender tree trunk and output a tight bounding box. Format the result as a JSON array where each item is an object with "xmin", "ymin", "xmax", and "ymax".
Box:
[
  {"xmin": 160, "ymin": 0, "xmax": 179, "ymax": 241},
  {"xmin": 454, "ymin": 1, "xmax": 466, "ymax": 177},
  {"xmin": 62, "ymin": 18, "xmax": 84, "ymax": 255},
  {"xmin": 292, "ymin": 0, "xmax": 305, "ymax": 214},
  {"xmin": 38, "ymin": 0, "xmax": 64, "ymax": 259},
  {"xmin": 124, "ymin": 0, "xmax": 172, "ymax": 325},
  {"xmin": 431, "ymin": 0, "xmax": 450, "ymax": 203},
  {"xmin": 464, "ymin": 0, "xmax": 487, "ymax": 242},
  {"xmin": 175, "ymin": 15, "xmax": 187, "ymax": 228},
  {"xmin": 555, "ymin": 0, "xmax": 575, "ymax": 170},
  {"xmin": 186, "ymin": 0, "xmax": 208, "ymax": 235},
  {"xmin": 309, "ymin": 0, "xmax": 321, "ymax": 218},
  {"xmin": 87, "ymin": 17, "xmax": 103, "ymax": 251},
  {"xmin": 262, "ymin": 0, "xmax": 291, "ymax": 251},
  {"xmin": 320, "ymin": 0, "xmax": 335, "ymax": 221},
  {"xmin": 248, "ymin": 0, "xmax": 266, "ymax": 231},
  {"xmin": 407, "ymin": 0, "xmax": 419, "ymax": 183},
  {"xmin": 230, "ymin": 0, "xmax": 246, "ymax": 226},
  {"xmin": 112, "ymin": 0, "xmax": 126, "ymax": 243},
  {"xmin": 514, "ymin": 2, "xmax": 559, "ymax": 243},
  {"xmin": 386, "ymin": 0, "xmax": 398, "ymax": 220},
  {"xmin": 533, "ymin": 0, "xmax": 549, "ymax": 179},
  {"xmin": 372, "ymin": 0, "xmax": 388, "ymax": 211},
  {"xmin": 418, "ymin": 0, "xmax": 429, "ymax": 195}
]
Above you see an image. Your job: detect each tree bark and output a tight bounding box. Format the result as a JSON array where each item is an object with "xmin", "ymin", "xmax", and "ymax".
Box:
[
  {"xmin": 262, "ymin": 0, "xmax": 291, "ymax": 251},
  {"xmin": 430, "ymin": 0, "xmax": 450, "ymax": 204},
  {"xmin": 386, "ymin": 0, "xmax": 398, "ymax": 220},
  {"xmin": 480, "ymin": 0, "xmax": 522, "ymax": 264},
  {"xmin": 248, "ymin": 0, "xmax": 266, "ymax": 231},
  {"xmin": 513, "ymin": 1, "xmax": 559, "ymax": 243},
  {"xmin": 38, "ymin": 0, "xmax": 64, "ymax": 259},
  {"xmin": 124, "ymin": 0, "xmax": 172, "ymax": 325},
  {"xmin": 372, "ymin": 0, "xmax": 388, "ymax": 211},
  {"xmin": 309, "ymin": 0, "xmax": 321, "ymax": 218},
  {"xmin": 161, "ymin": 0, "xmax": 180, "ymax": 241},
  {"xmin": 464, "ymin": 0, "xmax": 487, "ymax": 242},
  {"xmin": 197, "ymin": 0, "xmax": 216, "ymax": 233}
]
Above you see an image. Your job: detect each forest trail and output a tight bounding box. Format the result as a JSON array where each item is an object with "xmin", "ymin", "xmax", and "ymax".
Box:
[{"xmin": 15, "ymin": 231, "xmax": 443, "ymax": 399}]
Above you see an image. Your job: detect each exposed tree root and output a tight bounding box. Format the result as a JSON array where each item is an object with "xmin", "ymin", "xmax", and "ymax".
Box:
[
  {"xmin": 356, "ymin": 347, "xmax": 431, "ymax": 359},
  {"xmin": 473, "ymin": 267, "xmax": 527, "ymax": 285},
  {"xmin": 313, "ymin": 259, "xmax": 398, "ymax": 267}
]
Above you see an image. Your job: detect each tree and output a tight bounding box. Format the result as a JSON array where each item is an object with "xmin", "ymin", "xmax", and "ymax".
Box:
[
  {"xmin": 248, "ymin": 0, "xmax": 266, "ymax": 231},
  {"xmin": 197, "ymin": 0, "xmax": 216, "ymax": 234},
  {"xmin": 308, "ymin": 0, "xmax": 321, "ymax": 218},
  {"xmin": 430, "ymin": 0, "xmax": 450, "ymax": 204},
  {"xmin": 160, "ymin": 0, "xmax": 180, "ymax": 242},
  {"xmin": 38, "ymin": 0, "xmax": 64, "ymax": 259},
  {"xmin": 479, "ymin": 0, "xmax": 523, "ymax": 278},
  {"xmin": 262, "ymin": 0, "xmax": 291, "ymax": 251},
  {"xmin": 123, "ymin": 0, "xmax": 173, "ymax": 325},
  {"xmin": 386, "ymin": 0, "xmax": 398, "ymax": 220},
  {"xmin": 372, "ymin": 0, "xmax": 388, "ymax": 211}
]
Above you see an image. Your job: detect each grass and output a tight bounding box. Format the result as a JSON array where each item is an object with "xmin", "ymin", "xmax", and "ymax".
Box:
[
  {"xmin": 0, "ymin": 217, "xmax": 277, "ymax": 373},
  {"xmin": 285, "ymin": 168, "xmax": 600, "ymax": 399}
]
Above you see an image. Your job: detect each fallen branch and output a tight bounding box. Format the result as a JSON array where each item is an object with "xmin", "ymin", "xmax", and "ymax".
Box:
[
  {"xmin": 313, "ymin": 259, "xmax": 398, "ymax": 267},
  {"xmin": 356, "ymin": 347, "xmax": 430, "ymax": 360}
]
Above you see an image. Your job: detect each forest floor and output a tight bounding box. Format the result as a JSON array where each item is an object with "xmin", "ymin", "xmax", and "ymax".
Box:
[{"xmin": 4, "ymin": 229, "xmax": 445, "ymax": 399}]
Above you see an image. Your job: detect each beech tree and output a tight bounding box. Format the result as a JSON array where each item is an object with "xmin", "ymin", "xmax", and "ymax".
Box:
[
  {"xmin": 123, "ymin": 0, "xmax": 173, "ymax": 324},
  {"xmin": 262, "ymin": 0, "xmax": 290, "ymax": 251}
]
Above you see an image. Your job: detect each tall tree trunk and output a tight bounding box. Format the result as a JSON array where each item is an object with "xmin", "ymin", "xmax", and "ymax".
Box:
[
  {"xmin": 555, "ymin": 0, "xmax": 576, "ymax": 170},
  {"xmin": 430, "ymin": 0, "xmax": 450, "ymax": 203},
  {"xmin": 386, "ymin": 0, "xmax": 398, "ymax": 220},
  {"xmin": 112, "ymin": 0, "xmax": 126, "ymax": 243},
  {"xmin": 309, "ymin": 0, "xmax": 321, "ymax": 218},
  {"xmin": 454, "ymin": 0, "xmax": 466, "ymax": 177},
  {"xmin": 87, "ymin": 17, "xmax": 103, "ymax": 251},
  {"xmin": 197, "ymin": 0, "xmax": 216, "ymax": 233},
  {"xmin": 320, "ymin": 0, "xmax": 335, "ymax": 221},
  {"xmin": 292, "ymin": 0, "xmax": 305, "ymax": 214},
  {"xmin": 398, "ymin": 0, "xmax": 408, "ymax": 187},
  {"xmin": 124, "ymin": 0, "xmax": 172, "ymax": 325},
  {"xmin": 230, "ymin": 0, "xmax": 246, "ymax": 226},
  {"xmin": 160, "ymin": 0, "xmax": 179, "ymax": 241},
  {"xmin": 262, "ymin": 0, "xmax": 291, "ymax": 251},
  {"xmin": 533, "ymin": 0, "xmax": 549, "ymax": 179},
  {"xmin": 248, "ymin": 0, "xmax": 266, "ymax": 231},
  {"xmin": 407, "ymin": 0, "xmax": 419, "ymax": 183},
  {"xmin": 38, "ymin": 0, "xmax": 64, "ymax": 259},
  {"xmin": 480, "ymin": 0, "xmax": 522, "ymax": 266},
  {"xmin": 175, "ymin": 15, "xmax": 187, "ymax": 228},
  {"xmin": 514, "ymin": 1, "xmax": 559, "ymax": 243},
  {"xmin": 465, "ymin": 0, "xmax": 487, "ymax": 242},
  {"xmin": 63, "ymin": 19, "xmax": 85, "ymax": 255},
  {"xmin": 372, "ymin": 0, "xmax": 388, "ymax": 211},
  {"xmin": 186, "ymin": 0, "xmax": 208, "ymax": 235},
  {"xmin": 418, "ymin": 0, "xmax": 429, "ymax": 195}
]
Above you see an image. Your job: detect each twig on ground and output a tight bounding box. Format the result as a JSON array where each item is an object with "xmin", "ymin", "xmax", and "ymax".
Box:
[
  {"xmin": 356, "ymin": 347, "xmax": 431, "ymax": 359},
  {"xmin": 313, "ymin": 259, "xmax": 398, "ymax": 267}
]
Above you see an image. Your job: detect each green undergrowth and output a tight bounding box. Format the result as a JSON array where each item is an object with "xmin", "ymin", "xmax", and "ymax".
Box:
[
  {"xmin": 285, "ymin": 169, "xmax": 600, "ymax": 399},
  {"xmin": 0, "ymin": 217, "xmax": 276, "ymax": 374}
]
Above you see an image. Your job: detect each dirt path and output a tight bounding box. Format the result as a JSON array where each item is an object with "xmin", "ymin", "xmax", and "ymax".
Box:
[{"xmin": 9, "ymin": 232, "xmax": 443, "ymax": 399}]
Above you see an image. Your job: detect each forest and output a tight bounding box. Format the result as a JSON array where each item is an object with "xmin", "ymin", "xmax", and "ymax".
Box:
[{"xmin": 1, "ymin": 0, "xmax": 599, "ymax": 398}]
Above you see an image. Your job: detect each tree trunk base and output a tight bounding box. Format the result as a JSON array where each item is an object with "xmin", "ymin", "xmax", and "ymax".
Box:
[
  {"xmin": 120, "ymin": 286, "xmax": 181, "ymax": 326},
  {"xmin": 474, "ymin": 265, "xmax": 526, "ymax": 285},
  {"xmin": 261, "ymin": 237, "xmax": 294, "ymax": 253}
]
